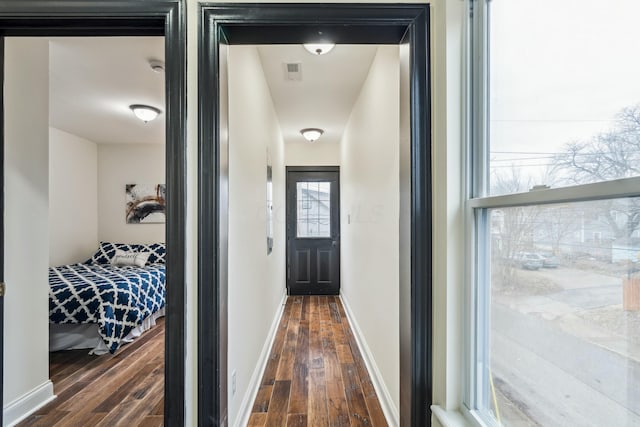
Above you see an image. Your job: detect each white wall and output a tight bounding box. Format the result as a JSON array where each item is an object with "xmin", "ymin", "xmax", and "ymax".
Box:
[
  {"xmin": 49, "ymin": 127, "xmax": 98, "ymax": 266},
  {"xmin": 340, "ymin": 46, "xmax": 401, "ymax": 419},
  {"xmin": 3, "ymin": 38, "xmax": 54, "ymax": 424},
  {"xmin": 285, "ymin": 141, "xmax": 340, "ymax": 166},
  {"xmin": 227, "ymin": 45, "xmax": 286, "ymax": 426},
  {"xmin": 97, "ymin": 143, "xmax": 166, "ymax": 244}
]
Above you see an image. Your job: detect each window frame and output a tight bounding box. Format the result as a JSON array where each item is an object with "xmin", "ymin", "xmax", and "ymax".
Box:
[{"xmin": 464, "ymin": 0, "xmax": 640, "ymax": 426}]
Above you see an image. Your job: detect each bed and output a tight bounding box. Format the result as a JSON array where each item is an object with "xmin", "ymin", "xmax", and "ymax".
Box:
[{"xmin": 49, "ymin": 242, "xmax": 166, "ymax": 355}]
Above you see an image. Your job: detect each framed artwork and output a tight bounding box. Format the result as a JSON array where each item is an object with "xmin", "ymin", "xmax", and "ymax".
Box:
[{"xmin": 126, "ymin": 184, "xmax": 166, "ymax": 224}]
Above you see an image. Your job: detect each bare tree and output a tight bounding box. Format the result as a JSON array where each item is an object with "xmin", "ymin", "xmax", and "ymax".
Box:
[
  {"xmin": 553, "ymin": 104, "xmax": 640, "ymax": 238},
  {"xmin": 490, "ymin": 168, "xmax": 541, "ymax": 287},
  {"xmin": 538, "ymin": 204, "xmax": 581, "ymax": 255}
]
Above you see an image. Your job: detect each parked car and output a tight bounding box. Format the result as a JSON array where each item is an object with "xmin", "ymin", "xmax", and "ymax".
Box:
[
  {"xmin": 516, "ymin": 252, "xmax": 544, "ymax": 270},
  {"xmin": 539, "ymin": 253, "xmax": 559, "ymax": 268}
]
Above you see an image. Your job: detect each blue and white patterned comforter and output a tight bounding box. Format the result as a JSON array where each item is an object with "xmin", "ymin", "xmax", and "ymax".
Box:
[{"xmin": 49, "ymin": 263, "xmax": 166, "ymax": 354}]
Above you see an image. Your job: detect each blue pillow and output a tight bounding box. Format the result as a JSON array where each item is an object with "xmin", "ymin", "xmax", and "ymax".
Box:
[{"xmin": 86, "ymin": 242, "xmax": 166, "ymax": 265}]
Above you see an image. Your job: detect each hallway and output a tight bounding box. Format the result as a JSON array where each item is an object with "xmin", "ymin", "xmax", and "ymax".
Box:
[{"xmin": 248, "ymin": 296, "xmax": 387, "ymax": 427}]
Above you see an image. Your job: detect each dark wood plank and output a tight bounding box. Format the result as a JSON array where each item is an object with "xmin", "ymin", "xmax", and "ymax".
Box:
[
  {"xmin": 151, "ymin": 396, "xmax": 164, "ymax": 415},
  {"xmin": 365, "ymin": 395, "xmax": 388, "ymax": 427},
  {"xmin": 252, "ymin": 384, "xmax": 273, "ymax": 413},
  {"xmin": 321, "ymin": 320, "xmax": 350, "ymax": 427},
  {"xmin": 294, "ymin": 320, "xmax": 310, "ymax": 367},
  {"xmin": 328, "ymin": 301, "xmax": 341, "ymax": 324},
  {"xmin": 333, "ymin": 296, "xmax": 347, "ymax": 318},
  {"xmin": 137, "ymin": 415, "xmax": 164, "ymax": 427},
  {"xmin": 275, "ymin": 318, "xmax": 299, "ymax": 381},
  {"xmin": 309, "ymin": 298, "xmax": 324, "ymax": 370},
  {"xmin": 287, "ymin": 413, "xmax": 307, "ymax": 427},
  {"xmin": 113, "ymin": 369, "xmax": 165, "ymax": 427},
  {"xmin": 92, "ymin": 362, "xmax": 156, "ymax": 412},
  {"xmin": 307, "ymin": 368, "xmax": 329, "ymax": 427},
  {"xmin": 336, "ymin": 344, "xmax": 354, "ymax": 364},
  {"xmin": 319, "ymin": 296, "xmax": 331, "ymax": 323},
  {"xmin": 18, "ymin": 410, "xmax": 70, "ymax": 427},
  {"xmin": 291, "ymin": 296, "xmax": 303, "ymax": 320},
  {"xmin": 341, "ymin": 363, "xmax": 372, "ymax": 426},
  {"xmin": 331, "ymin": 324, "xmax": 349, "ymax": 364},
  {"xmin": 248, "ymin": 412, "xmax": 267, "ymax": 427},
  {"xmin": 264, "ymin": 380, "xmax": 291, "ymax": 427},
  {"xmin": 262, "ymin": 302, "xmax": 291, "ymax": 385},
  {"xmin": 288, "ymin": 320, "xmax": 309, "ymax": 415}
]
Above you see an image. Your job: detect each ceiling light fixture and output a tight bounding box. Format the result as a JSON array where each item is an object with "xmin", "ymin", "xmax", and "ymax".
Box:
[
  {"xmin": 149, "ymin": 59, "xmax": 165, "ymax": 73},
  {"xmin": 303, "ymin": 43, "xmax": 335, "ymax": 55},
  {"xmin": 300, "ymin": 128, "xmax": 324, "ymax": 143},
  {"xmin": 130, "ymin": 104, "xmax": 162, "ymax": 123}
]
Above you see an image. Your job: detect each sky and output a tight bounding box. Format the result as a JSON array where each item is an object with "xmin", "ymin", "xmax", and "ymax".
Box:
[{"xmin": 488, "ymin": 0, "xmax": 640, "ymax": 190}]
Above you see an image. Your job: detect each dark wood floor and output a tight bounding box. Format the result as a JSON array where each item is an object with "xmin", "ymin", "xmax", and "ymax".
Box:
[
  {"xmin": 248, "ymin": 295, "xmax": 388, "ymax": 427},
  {"xmin": 17, "ymin": 319, "xmax": 165, "ymax": 427}
]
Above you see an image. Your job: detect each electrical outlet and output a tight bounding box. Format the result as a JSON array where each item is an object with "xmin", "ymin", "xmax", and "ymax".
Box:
[{"xmin": 231, "ymin": 370, "xmax": 237, "ymax": 397}]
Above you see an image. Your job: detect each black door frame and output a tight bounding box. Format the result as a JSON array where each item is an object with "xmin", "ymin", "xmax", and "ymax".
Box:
[
  {"xmin": 198, "ymin": 3, "xmax": 432, "ymax": 426},
  {"xmin": 0, "ymin": 1, "xmax": 186, "ymax": 425},
  {"xmin": 286, "ymin": 166, "xmax": 341, "ymax": 296}
]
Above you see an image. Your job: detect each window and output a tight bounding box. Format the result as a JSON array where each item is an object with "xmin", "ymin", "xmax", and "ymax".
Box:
[
  {"xmin": 296, "ymin": 182, "xmax": 331, "ymax": 238},
  {"xmin": 467, "ymin": 1, "xmax": 640, "ymax": 426}
]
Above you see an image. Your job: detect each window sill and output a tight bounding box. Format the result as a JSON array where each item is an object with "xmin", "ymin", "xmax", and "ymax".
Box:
[{"xmin": 431, "ymin": 405, "xmax": 476, "ymax": 427}]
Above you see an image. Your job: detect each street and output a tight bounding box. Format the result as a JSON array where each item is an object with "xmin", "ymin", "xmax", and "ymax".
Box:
[{"xmin": 491, "ymin": 303, "xmax": 640, "ymax": 426}]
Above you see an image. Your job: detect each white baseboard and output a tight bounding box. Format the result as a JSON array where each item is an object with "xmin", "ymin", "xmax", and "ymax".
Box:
[
  {"xmin": 3, "ymin": 380, "xmax": 56, "ymax": 427},
  {"xmin": 340, "ymin": 294, "xmax": 399, "ymax": 427},
  {"xmin": 235, "ymin": 291, "xmax": 287, "ymax": 427}
]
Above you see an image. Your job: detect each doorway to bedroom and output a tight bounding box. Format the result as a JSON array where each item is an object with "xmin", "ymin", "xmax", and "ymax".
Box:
[{"xmin": 5, "ymin": 36, "xmax": 168, "ymax": 426}]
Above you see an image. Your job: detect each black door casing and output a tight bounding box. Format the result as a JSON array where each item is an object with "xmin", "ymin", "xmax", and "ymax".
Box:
[
  {"xmin": 199, "ymin": 4, "xmax": 432, "ymax": 426},
  {"xmin": 286, "ymin": 167, "xmax": 340, "ymax": 295},
  {"xmin": 0, "ymin": 2, "xmax": 187, "ymax": 425}
]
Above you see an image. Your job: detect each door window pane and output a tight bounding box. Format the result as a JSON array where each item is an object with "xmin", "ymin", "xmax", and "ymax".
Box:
[
  {"xmin": 482, "ymin": 197, "xmax": 640, "ymax": 426},
  {"xmin": 297, "ymin": 182, "xmax": 331, "ymax": 238}
]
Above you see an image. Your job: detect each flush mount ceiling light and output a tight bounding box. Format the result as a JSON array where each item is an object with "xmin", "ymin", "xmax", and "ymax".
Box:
[
  {"xmin": 129, "ymin": 104, "xmax": 162, "ymax": 123},
  {"xmin": 303, "ymin": 43, "xmax": 335, "ymax": 55},
  {"xmin": 149, "ymin": 59, "xmax": 165, "ymax": 73},
  {"xmin": 300, "ymin": 128, "xmax": 324, "ymax": 143}
]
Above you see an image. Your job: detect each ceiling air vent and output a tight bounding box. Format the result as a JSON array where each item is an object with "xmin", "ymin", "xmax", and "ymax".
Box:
[{"xmin": 284, "ymin": 62, "xmax": 302, "ymax": 81}]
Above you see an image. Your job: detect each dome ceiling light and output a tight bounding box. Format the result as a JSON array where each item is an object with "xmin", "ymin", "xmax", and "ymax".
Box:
[
  {"xmin": 303, "ymin": 43, "xmax": 335, "ymax": 55},
  {"xmin": 300, "ymin": 128, "xmax": 324, "ymax": 143},
  {"xmin": 130, "ymin": 104, "xmax": 162, "ymax": 123},
  {"xmin": 149, "ymin": 59, "xmax": 165, "ymax": 73}
]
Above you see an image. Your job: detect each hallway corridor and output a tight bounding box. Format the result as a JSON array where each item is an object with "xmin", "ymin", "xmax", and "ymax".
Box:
[{"xmin": 248, "ymin": 296, "xmax": 388, "ymax": 427}]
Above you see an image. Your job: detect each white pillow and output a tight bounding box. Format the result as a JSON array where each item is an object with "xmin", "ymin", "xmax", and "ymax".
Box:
[{"xmin": 110, "ymin": 249, "xmax": 150, "ymax": 267}]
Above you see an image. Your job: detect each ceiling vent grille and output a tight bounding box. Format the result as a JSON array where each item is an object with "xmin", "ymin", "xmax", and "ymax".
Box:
[{"xmin": 284, "ymin": 62, "xmax": 302, "ymax": 81}]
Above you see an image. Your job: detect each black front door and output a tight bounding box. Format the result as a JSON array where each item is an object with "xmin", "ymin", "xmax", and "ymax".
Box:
[{"xmin": 286, "ymin": 167, "xmax": 340, "ymax": 295}]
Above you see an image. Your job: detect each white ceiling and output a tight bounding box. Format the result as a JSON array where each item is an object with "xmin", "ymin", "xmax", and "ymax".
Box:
[
  {"xmin": 49, "ymin": 37, "xmax": 165, "ymax": 145},
  {"xmin": 48, "ymin": 38, "xmax": 377, "ymax": 146},
  {"xmin": 257, "ymin": 45, "xmax": 378, "ymax": 145}
]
